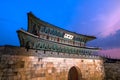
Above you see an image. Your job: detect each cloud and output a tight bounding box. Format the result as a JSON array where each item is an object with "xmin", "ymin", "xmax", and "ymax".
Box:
[
  {"xmin": 98, "ymin": 48, "xmax": 120, "ymax": 59},
  {"xmin": 94, "ymin": 8, "xmax": 120, "ymax": 38},
  {"xmin": 88, "ymin": 30, "xmax": 120, "ymax": 59},
  {"xmin": 88, "ymin": 30, "xmax": 120, "ymax": 48},
  {"xmin": 89, "ymin": 31, "xmax": 120, "ymax": 59}
]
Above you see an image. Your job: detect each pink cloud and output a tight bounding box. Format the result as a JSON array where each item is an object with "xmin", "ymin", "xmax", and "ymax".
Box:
[
  {"xmin": 98, "ymin": 48, "xmax": 120, "ymax": 59},
  {"xmin": 96, "ymin": 7, "xmax": 120, "ymax": 37}
]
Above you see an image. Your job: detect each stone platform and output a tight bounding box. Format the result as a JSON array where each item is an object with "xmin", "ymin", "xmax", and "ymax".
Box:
[{"xmin": 0, "ymin": 46, "xmax": 105, "ymax": 80}]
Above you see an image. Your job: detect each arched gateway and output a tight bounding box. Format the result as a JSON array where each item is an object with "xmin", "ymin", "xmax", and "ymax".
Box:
[{"xmin": 68, "ymin": 66, "xmax": 82, "ymax": 80}]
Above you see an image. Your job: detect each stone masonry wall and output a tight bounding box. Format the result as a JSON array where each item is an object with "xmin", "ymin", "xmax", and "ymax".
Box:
[
  {"xmin": 104, "ymin": 62, "xmax": 120, "ymax": 80},
  {"xmin": 0, "ymin": 46, "xmax": 105, "ymax": 80}
]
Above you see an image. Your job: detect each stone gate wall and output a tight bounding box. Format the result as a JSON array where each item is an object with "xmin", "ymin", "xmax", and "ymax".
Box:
[{"xmin": 0, "ymin": 46, "xmax": 105, "ymax": 80}]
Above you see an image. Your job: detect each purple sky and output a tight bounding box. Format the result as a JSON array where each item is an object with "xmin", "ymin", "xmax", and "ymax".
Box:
[{"xmin": 0, "ymin": 0, "xmax": 120, "ymax": 59}]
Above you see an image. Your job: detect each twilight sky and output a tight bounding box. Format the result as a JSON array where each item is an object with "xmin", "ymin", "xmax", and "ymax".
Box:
[{"xmin": 0, "ymin": 0, "xmax": 120, "ymax": 59}]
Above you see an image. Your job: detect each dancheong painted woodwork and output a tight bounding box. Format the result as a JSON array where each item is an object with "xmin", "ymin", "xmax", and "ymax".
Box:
[{"xmin": 17, "ymin": 12, "xmax": 99, "ymax": 57}]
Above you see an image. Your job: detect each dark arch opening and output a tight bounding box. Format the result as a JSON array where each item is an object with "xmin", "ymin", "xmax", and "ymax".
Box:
[{"xmin": 68, "ymin": 66, "xmax": 82, "ymax": 80}]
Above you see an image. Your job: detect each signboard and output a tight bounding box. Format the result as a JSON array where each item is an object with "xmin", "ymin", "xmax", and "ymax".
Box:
[{"xmin": 64, "ymin": 33, "xmax": 74, "ymax": 39}]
